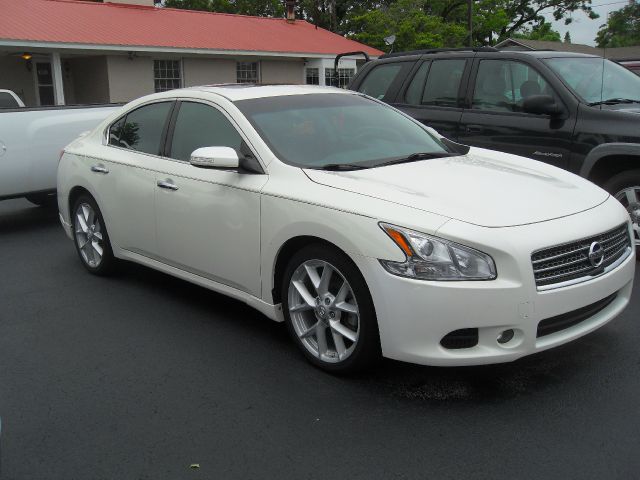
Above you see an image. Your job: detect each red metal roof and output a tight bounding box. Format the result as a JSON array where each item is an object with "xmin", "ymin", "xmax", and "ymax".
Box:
[{"xmin": 0, "ymin": 0, "xmax": 382, "ymax": 56}]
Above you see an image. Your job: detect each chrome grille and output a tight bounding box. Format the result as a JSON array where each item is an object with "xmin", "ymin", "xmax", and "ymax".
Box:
[{"xmin": 532, "ymin": 223, "xmax": 631, "ymax": 289}]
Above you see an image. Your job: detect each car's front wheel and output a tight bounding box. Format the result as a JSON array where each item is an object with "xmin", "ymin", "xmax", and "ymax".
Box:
[
  {"xmin": 604, "ymin": 170, "xmax": 640, "ymax": 257},
  {"xmin": 282, "ymin": 244, "xmax": 381, "ymax": 373},
  {"xmin": 72, "ymin": 195, "xmax": 115, "ymax": 275}
]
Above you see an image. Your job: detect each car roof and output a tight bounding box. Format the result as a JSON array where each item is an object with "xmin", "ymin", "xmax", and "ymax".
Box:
[{"xmin": 188, "ymin": 84, "xmax": 353, "ymax": 101}]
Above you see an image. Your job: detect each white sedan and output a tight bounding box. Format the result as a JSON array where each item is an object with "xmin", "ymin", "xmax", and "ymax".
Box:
[{"xmin": 57, "ymin": 85, "xmax": 635, "ymax": 372}]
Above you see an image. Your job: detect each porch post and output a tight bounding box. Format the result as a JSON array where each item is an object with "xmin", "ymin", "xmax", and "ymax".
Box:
[{"xmin": 51, "ymin": 52, "xmax": 65, "ymax": 105}]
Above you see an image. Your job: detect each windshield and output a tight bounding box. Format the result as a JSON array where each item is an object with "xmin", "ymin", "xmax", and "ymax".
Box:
[
  {"xmin": 235, "ymin": 93, "xmax": 450, "ymax": 169},
  {"xmin": 544, "ymin": 57, "xmax": 640, "ymax": 105}
]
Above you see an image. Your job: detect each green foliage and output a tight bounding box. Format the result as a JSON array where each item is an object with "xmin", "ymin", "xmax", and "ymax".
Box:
[
  {"xmin": 347, "ymin": 0, "xmax": 467, "ymax": 51},
  {"xmin": 596, "ymin": 3, "xmax": 640, "ymax": 48},
  {"xmin": 163, "ymin": 0, "xmax": 599, "ymax": 52},
  {"xmin": 164, "ymin": 0, "xmax": 284, "ymax": 17},
  {"xmin": 513, "ymin": 21, "xmax": 562, "ymax": 42}
]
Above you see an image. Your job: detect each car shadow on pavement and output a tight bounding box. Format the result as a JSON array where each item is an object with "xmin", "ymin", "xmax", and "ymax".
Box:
[
  {"xmin": 0, "ymin": 200, "xmax": 59, "ymax": 235},
  {"xmin": 112, "ymin": 257, "xmax": 620, "ymax": 406}
]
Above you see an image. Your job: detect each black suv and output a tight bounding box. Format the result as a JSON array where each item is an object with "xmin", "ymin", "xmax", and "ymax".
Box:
[{"xmin": 348, "ymin": 47, "xmax": 640, "ymax": 249}]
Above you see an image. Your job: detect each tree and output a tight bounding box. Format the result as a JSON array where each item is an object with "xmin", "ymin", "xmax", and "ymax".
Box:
[
  {"xmin": 513, "ymin": 21, "xmax": 562, "ymax": 42},
  {"xmin": 347, "ymin": 0, "xmax": 467, "ymax": 51},
  {"xmin": 564, "ymin": 31, "xmax": 571, "ymax": 43},
  {"xmin": 595, "ymin": 3, "xmax": 640, "ymax": 48}
]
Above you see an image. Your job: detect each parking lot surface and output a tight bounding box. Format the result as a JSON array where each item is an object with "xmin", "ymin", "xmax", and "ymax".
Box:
[{"xmin": 1, "ymin": 198, "xmax": 639, "ymax": 480}]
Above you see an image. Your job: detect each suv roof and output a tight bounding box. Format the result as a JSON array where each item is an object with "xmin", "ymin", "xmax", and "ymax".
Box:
[{"xmin": 378, "ymin": 47, "xmax": 600, "ymax": 60}]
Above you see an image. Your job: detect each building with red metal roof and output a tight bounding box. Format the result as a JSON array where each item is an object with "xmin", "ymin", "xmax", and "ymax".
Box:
[{"xmin": 0, "ymin": 0, "xmax": 382, "ymax": 106}]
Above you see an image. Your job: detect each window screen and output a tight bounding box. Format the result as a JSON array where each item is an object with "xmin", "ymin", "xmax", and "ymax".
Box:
[
  {"xmin": 154, "ymin": 60, "xmax": 182, "ymax": 93},
  {"xmin": 237, "ymin": 62, "xmax": 259, "ymax": 84},
  {"xmin": 306, "ymin": 68, "xmax": 320, "ymax": 85}
]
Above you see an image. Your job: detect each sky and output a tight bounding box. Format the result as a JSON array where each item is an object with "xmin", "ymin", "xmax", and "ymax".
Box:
[{"xmin": 544, "ymin": 0, "xmax": 629, "ymax": 46}]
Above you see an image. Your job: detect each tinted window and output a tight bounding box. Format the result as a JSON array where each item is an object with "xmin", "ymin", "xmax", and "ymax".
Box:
[
  {"xmin": 473, "ymin": 60, "xmax": 554, "ymax": 112},
  {"xmin": 170, "ymin": 102, "xmax": 243, "ymax": 161},
  {"xmin": 0, "ymin": 92, "xmax": 19, "ymax": 108},
  {"xmin": 405, "ymin": 62, "xmax": 430, "ymax": 104},
  {"xmin": 422, "ymin": 59, "xmax": 466, "ymax": 107},
  {"xmin": 357, "ymin": 63, "xmax": 403, "ymax": 100},
  {"xmin": 110, "ymin": 102, "xmax": 173, "ymax": 155}
]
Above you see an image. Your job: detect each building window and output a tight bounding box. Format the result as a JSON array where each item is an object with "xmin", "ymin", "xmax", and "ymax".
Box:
[
  {"xmin": 324, "ymin": 68, "xmax": 355, "ymax": 88},
  {"xmin": 237, "ymin": 62, "xmax": 259, "ymax": 84},
  {"xmin": 154, "ymin": 60, "xmax": 182, "ymax": 93},
  {"xmin": 305, "ymin": 67, "xmax": 319, "ymax": 85}
]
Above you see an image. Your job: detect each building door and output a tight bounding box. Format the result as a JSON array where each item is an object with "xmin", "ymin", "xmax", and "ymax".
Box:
[{"xmin": 34, "ymin": 62, "xmax": 55, "ymax": 106}]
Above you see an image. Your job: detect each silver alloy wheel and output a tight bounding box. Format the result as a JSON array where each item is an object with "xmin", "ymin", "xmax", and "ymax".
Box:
[
  {"xmin": 614, "ymin": 186, "xmax": 640, "ymax": 247},
  {"xmin": 74, "ymin": 202, "xmax": 105, "ymax": 268},
  {"xmin": 287, "ymin": 259, "xmax": 360, "ymax": 363}
]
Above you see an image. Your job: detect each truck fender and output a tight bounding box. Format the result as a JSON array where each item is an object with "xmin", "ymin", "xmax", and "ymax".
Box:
[{"xmin": 579, "ymin": 143, "xmax": 640, "ymax": 178}]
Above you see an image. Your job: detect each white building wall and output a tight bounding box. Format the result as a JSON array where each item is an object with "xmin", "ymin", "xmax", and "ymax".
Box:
[
  {"xmin": 106, "ymin": 55, "xmax": 154, "ymax": 103},
  {"xmin": 260, "ymin": 59, "xmax": 304, "ymax": 84},
  {"xmin": 182, "ymin": 57, "xmax": 236, "ymax": 86}
]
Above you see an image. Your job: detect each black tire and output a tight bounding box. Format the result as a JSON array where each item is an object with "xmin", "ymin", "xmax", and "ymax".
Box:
[
  {"xmin": 281, "ymin": 243, "xmax": 381, "ymax": 374},
  {"xmin": 71, "ymin": 194, "xmax": 116, "ymax": 275},
  {"xmin": 25, "ymin": 192, "xmax": 56, "ymax": 207},
  {"xmin": 603, "ymin": 169, "xmax": 640, "ymax": 258}
]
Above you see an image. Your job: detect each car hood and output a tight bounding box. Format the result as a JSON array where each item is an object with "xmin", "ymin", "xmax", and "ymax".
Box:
[{"xmin": 303, "ymin": 148, "xmax": 609, "ymax": 228}]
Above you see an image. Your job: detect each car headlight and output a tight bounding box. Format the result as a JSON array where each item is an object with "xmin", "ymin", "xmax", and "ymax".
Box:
[{"xmin": 379, "ymin": 223, "xmax": 497, "ymax": 281}]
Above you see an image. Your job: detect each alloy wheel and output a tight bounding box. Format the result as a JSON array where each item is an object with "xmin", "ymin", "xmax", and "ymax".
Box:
[
  {"xmin": 74, "ymin": 202, "xmax": 105, "ymax": 268},
  {"xmin": 614, "ymin": 186, "xmax": 640, "ymax": 247},
  {"xmin": 287, "ymin": 259, "xmax": 360, "ymax": 363}
]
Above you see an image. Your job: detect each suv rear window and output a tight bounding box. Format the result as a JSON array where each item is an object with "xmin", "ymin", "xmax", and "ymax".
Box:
[{"xmin": 357, "ymin": 63, "xmax": 404, "ymax": 100}]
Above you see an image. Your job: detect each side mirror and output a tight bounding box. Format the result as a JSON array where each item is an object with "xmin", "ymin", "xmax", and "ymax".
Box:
[
  {"xmin": 522, "ymin": 94, "xmax": 563, "ymax": 116},
  {"xmin": 190, "ymin": 146, "xmax": 239, "ymax": 169}
]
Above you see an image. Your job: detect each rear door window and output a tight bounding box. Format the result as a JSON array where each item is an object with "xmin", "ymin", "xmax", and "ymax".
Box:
[
  {"xmin": 405, "ymin": 59, "xmax": 466, "ymax": 107},
  {"xmin": 357, "ymin": 63, "xmax": 404, "ymax": 100},
  {"xmin": 109, "ymin": 102, "xmax": 173, "ymax": 155}
]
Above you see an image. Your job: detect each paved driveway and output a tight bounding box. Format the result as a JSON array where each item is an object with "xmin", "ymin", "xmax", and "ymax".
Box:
[{"xmin": 1, "ymin": 198, "xmax": 639, "ymax": 480}]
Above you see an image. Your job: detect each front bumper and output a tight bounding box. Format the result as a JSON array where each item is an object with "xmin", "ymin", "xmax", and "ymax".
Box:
[{"xmin": 359, "ymin": 197, "xmax": 635, "ymax": 366}]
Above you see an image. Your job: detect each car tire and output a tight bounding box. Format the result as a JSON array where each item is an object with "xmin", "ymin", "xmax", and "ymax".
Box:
[
  {"xmin": 25, "ymin": 192, "xmax": 56, "ymax": 207},
  {"xmin": 71, "ymin": 194, "xmax": 116, "ymax": 275},
  {"xmin": 281, "ymin": 243, "xmax": 381, "ymax": 373},
  {"xmin": 603, "ymin": 169, "xmax": 640, "ymax": 258}
]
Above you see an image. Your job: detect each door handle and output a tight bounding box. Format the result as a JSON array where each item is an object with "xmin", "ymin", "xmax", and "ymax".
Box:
[
  {"xmin": 157, "ymin": 179, "xmax": 179, "ymax": 191},
  {"xmin": 465, "ymin": 125, "xmax": 483, "ymax": 134},
  {"xmin": 91, "ymin": 164, "xmax": 109, "ymax": 174}
]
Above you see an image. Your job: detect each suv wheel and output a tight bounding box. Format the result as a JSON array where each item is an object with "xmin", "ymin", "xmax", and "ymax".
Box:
[{"xmin": 604, "ymin": 169, "xmax": 640, "ymax": 256}]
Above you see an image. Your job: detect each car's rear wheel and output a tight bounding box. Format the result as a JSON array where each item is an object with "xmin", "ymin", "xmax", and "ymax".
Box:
[
  {"xmin": 282, "ymin": 244, "xmax": 381, "ymax": 373},
  {"xmin": 72, "ymin": 195, "xmax": 115, "ymax": 275},
  {"xmin": 604, "ymin": 170, "xmax": 640, "ymax": 257}
]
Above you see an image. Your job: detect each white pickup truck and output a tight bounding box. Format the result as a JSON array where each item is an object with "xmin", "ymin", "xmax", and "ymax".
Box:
[{"xmin": 0, "ymin": 89, "xmax": 120, "ymax": 205}]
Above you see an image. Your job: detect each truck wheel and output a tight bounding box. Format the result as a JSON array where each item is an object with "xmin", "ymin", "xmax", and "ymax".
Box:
[
  {"xmin": 603, "ymin": 170, "xmax": 640, "ymax": 257},
  {"xmin": 25, "ymin": 193, "xmax": 56, "ymax": 207}
]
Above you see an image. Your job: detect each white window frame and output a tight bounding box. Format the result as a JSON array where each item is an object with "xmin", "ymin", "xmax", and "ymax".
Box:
[
  {"xmin": 237, "ymin": 61, "xmax": 260, "ymax": 84},
  {"xmin": 324, "ymin": 67, "xmax": 355, "ymax": 89},
  {"xmin": 305, "ymin": 67, "xmax": 320, "ymax": 85},
  {"xmin": 154, "ymin": 59, "xmax": 183, "ymax": 93}
]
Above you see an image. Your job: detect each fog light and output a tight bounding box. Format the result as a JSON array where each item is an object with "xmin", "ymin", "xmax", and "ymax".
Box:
[{"xmin": 497, "ymin": 329, "xmax": 515, "ymax": 344}]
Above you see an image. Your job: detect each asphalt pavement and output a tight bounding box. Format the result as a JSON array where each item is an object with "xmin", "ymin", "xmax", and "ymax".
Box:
[{"xmin": 0, "ymin": 198, "xmax": 639, "ymax": 480}]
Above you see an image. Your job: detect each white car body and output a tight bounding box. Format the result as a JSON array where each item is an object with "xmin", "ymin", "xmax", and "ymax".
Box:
[
  {"xmin": 57, "ymin": 85, "xmax": 635, "ymax": 367},
  {"xmin": 0, "ymin": 94, "xmax": 119, "ymax": 200}
]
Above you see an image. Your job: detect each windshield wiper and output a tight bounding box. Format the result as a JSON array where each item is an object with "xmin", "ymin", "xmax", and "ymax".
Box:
[
  {"xmin": 318, "ymin": 163, "xmax": 370, "ymax": 171},
  {"xmin": 374, "ymin": 152, "xmax": 456, "ymax": 168},
  {"xmin": 588, "ymin": 98, "xmax": 640, "ymax": 106}
]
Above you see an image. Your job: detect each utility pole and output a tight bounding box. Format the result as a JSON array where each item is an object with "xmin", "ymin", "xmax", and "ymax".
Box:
[{"xmin": 467, "ymin": 0, "xmax": 473, "ymax": 47}]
